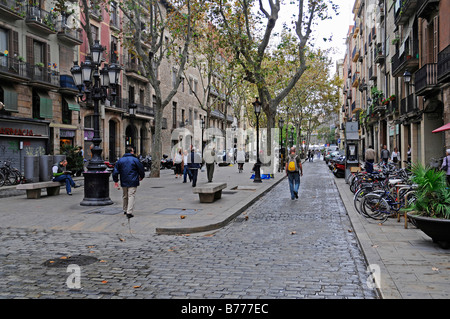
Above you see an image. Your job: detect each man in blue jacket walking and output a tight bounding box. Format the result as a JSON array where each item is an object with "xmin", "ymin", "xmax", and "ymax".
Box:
[{"xmin": 112, "ymin": 146, "xmax": 145, "ymax": 218}]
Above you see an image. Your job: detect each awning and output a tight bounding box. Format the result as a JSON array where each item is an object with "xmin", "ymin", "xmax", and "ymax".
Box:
[
  {"xmin": 432, "ymin": 123, "xmax": 450, "ymax": 133},
  {"xmin": 64, "ymin": 96, "xmax": 80, "ymax": 111}
]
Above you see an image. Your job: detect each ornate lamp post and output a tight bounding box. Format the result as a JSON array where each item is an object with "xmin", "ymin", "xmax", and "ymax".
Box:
[
  {"xmin": 278, "ymin": 118, "xmax": 284, "ymax": 172},
  {"xmin": 252, "ymin": 97, "xmax": 262, "ymax": 183},
  {"xmin": 71, "ymin": 40, "xmax": 122, "ymax": 206}
]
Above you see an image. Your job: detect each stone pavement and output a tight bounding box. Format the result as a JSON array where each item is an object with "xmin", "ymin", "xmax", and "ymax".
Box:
[
  {"xmin": 334, "ymin": 172, "xmax": 450, "ymax": 299},
  {"xmin": 1, "ymin": 159, "xmax": 449, "ymax": 299},
  {"xmin": 0, "ymin": 163, "xmax": 283, "ymax": 236},
  {"xmin": 0, "ymin": 158, "xmax": 377, "ymax": 300}
]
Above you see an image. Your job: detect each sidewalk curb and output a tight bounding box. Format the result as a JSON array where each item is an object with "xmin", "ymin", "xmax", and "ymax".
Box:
[
  {"xmin": 155, "ymin": 175, "xmax": 287, "ymax": 235},
  {"xmin": 332, "ymin": 176, "xmax": 401, "ymax": 299}
]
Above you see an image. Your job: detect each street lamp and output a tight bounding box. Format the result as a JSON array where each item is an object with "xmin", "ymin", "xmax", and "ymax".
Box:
[
  {"xmin": 71, "ymin": 40, "xmax": 122, "ymax": 206},
  {"xmin": 252, "ymin": 97, "xmax": 262, "ymax": 183},
  {"xmin": 278, "ymin": 118, "xmax": 284, "ymax": 172},
  {"xmin": 403, "ymin": 70, "xmax": 412, "ymax": 84},
  {"xmin": 201, "ymin": 118, "xmax": 205, "ymax": 158}
]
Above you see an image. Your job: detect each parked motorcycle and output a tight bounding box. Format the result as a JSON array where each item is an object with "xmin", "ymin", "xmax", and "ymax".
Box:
[
  {"xmin": 332, "ymin": 155, "xmax": 346, "ymax": 178},
  {"xmin": 160, "ymin": 154, "xmax": 174, "ymax": 170},
  {"xmin": 139, "ymin": 155, "xmax": 152, "ymax": 171}
]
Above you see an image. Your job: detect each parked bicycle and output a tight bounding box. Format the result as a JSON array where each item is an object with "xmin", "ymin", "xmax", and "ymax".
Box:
[
  {"xmin": 347, "ymin": 160, "xmax": 417, "ymax": 224},
  {"xmin": 0, "ymin": 161, "xmax": 25, "ymax": 187}
]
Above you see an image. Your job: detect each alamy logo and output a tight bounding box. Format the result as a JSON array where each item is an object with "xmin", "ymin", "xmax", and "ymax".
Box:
[
  {"xmin": 66, "ymin": 264, "xmax": 81, "ymax": 289},
  {"xmin": 366, "ymin": 264, "xmax": 381, "ymax": 289}
]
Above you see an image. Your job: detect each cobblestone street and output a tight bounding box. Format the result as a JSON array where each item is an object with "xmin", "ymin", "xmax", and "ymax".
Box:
[{"xmin": 0, "ymin": 160, "xmax": 378, "ymax": 299}]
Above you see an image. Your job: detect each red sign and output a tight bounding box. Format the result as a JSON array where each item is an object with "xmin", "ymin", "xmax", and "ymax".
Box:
[{"xmin": 0, "ymin": 127, "xmax": 35, "ymax": 136}]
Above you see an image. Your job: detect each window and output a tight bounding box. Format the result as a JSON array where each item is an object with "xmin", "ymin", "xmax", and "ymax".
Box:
[
  {"xmin": 139, "ymin": 89, "xmax": 144, "ymax": 105},
  {"xmin": 172, "ymin": 102, "xmax": 177, "ymax": 128},
  {"xmin": 172, "ymin": 68, "xmax": 177, "ymax": 88},
  {"xmin": 91, "ymin": 25, "xmax": 99, "ymax": 41},
  {"xmin": 62, "ymin": 98, "xmax": 72, "ymax": 124}
]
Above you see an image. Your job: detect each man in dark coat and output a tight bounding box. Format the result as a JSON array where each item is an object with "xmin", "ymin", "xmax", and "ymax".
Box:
[
  {"xmin": 112, "ymin": 146, "xmax": 145, "ymax": 218},
  {"xmin": 187, "ymin": 145, "xmax": 202, "ymax": 187}
]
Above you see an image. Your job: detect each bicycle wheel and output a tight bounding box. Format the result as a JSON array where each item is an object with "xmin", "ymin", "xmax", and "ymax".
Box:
[
  {"xmin": 4, "ymin": 170, "xmax": 17, "ymax": 185},
  {"xmin": 361, "ymin": 193, "xmax": 390, "ymax": 222},
  {"xmin": 0, "ymin": 171, "xmax": 5, "ymax": 187}
]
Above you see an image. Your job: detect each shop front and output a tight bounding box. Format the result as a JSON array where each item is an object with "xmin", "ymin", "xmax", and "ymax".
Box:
[{"xmin": 0, "ymin": 116, "xmax": 50, "ymax": 172}]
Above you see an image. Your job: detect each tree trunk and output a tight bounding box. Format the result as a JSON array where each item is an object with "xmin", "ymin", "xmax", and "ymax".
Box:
[{"xmin": 150, "ymin": 103, "xmax": 163, "ymax": 178}]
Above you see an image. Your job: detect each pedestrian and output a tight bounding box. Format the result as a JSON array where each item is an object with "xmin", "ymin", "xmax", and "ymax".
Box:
[
  {"xmin": 285, "ymin": 147, "xmax": 303, "ymax": 200},
  {"xmin": 204, "ymin": 146, "xmax": 216, "ymax": 183},
  {"xmin": 174, "ymin": 148, "xmax": 183, "ymax": 178},
  {"xmin": 391, "ymin": 147, "xmax": 400, "ymax": 166},
  {"xmin": 112, "ymin": 146, "xmax": 145, "ymax": 219},
  {"xmin": 52, "ymin": 159, "xmax": 79, "ymax": 195},
  {"xmin": 236, "ymin": 148, "xmax": 245, "ymax": 173},
  {"xmin": 365, "ymin": 145, "xmax": 376, "ymax": 173},
  {"xmin": 381, "ymin": 145, "xmax": 390, "ymax": 165},
  {"xmin": 441, "ymin": 149, "xmax": 450, "ymax": 186},
  {"xmin": 182, "ymin": 149, "xmax": 192, "ymax": 183},
  {"xmin": 187, "ymin": 145, "xmax": 202, "ymax": 187}
]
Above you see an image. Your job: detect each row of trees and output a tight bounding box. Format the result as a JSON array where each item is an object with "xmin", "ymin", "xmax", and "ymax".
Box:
[{"xmin": 58, "ymin": 0, "xmax": 341, "ymax": 176}]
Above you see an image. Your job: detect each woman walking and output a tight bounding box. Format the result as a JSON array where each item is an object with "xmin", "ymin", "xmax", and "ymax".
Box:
[{"xmin": 174, "ymin": 148, "xmax": 183, "ymax": 178}]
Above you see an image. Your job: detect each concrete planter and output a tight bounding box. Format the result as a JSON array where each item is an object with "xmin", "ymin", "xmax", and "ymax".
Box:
[
  {"xmin": 408, "ymin": 212, "xmax": 450, "ymax": 249},
  {"xmin": 39, "ymin": 155, "xmax": 53, "ymax": 181},
  {"xmin": 24, "ymin": 156, "xmax": 39, "ymax": 183}
]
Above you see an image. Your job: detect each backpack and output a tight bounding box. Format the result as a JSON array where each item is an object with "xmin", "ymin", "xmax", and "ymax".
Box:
[{"xmin": 287, "ymin": 155, "xmax": 298, "ymax": 172}]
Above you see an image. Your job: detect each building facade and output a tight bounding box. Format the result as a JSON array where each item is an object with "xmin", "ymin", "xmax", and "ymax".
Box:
[
  {"xmin": 0, "ymin": 0, "xmax": 236, "ymax": 173},
  {"xmin": 341, "ymin": 0, "xmax": 449, "ymax": 167}
]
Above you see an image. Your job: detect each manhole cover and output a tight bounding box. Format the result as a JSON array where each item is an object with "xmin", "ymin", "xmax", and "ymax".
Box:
[
  {"xmin": 83, "ymin": 207, "xmax": 123, "ymax": 215},
  {"xmin": 155, "ymin": 208, "xmax": 200, "ymax": 215},
  {"xmin": 43, "ymin": 255, "xmax": 98, "ymax": 268}
]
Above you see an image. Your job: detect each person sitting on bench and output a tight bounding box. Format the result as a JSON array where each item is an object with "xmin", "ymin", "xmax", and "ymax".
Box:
[{"xmin": 52, "ymin": 159, "xmax": 79, "ymax": 195}]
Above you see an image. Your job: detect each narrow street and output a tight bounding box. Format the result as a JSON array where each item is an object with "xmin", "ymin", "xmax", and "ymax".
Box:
[{"xmin": 0, "ymin": 159, "xmax": 378, "ymax": 299}]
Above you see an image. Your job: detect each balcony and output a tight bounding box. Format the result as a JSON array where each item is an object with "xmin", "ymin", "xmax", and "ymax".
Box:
[
  {"xmin": 415, "ymin": 63, "xmax": 438, "ymax": 96},
  {"xmin": 369, "ymin": 66, "xmax": 377, "ymax": 80},
  {"xmin": 400, "ymin": 94, "xmax": 418, "ymax": 116},
  {"xmin": 437, "ymin": 44, "xmax": 450, "ymax": 83},
  {"xmin": 124, "ymin": 60, "xmax": 148, "ymax": 83},
  {"xmin": 25, "ymin": 5, "xmax": 58, "ymax": 34},
  {"xmin": 0, "ymin": 54, "xmax": 29, "ymax": 82},
  {"xmin": 122, "ymin": 99, "xmax": 154, "ymax": 118},
  {"xmin": 417, "ymin": 0, "xmax": 439, "ymax": 20},
  {"xmin": 27, "ymin": 64, "xmax": 60, "ymax": 89},
  {"xmin": 59, "ymin": 74, "xmax": 79, "ymax": 95},
  {"xmin": 0, "ymin": 0, "xmax": 26, "ymax": 20},
  {"xmin": 352, "ymin": 45, "xmax": 360, "ymax": 62},
  {"xmin": 352, "ymin": 72, "xmax": 360, "ymax": 88},
  {"xmin": 56, "ymin": 22, "xmax": 83, "ymax": 46},
  {"xmin": 394, "ymin": 0, "xmax": 418, "ymax": 25},
  {"xmin": 392, "ymin": 50, "xmax": 419, "ymax": 77},
  {"xmin": 374, "ymin": 44, "xmax": 385, "ymax": 64}
]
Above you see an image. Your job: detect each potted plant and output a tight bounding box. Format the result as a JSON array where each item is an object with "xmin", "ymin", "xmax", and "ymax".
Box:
[{"xmin": 405, "ymin": 163, "xmax": 450, "ymax": 248}]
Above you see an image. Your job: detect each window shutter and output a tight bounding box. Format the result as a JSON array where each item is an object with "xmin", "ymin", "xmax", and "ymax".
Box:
[
  {"xmin": 433, "ymin": 16, "xmax": 439, "ymax": 62},
  {"xmin": 2, "ymin": 86, "xmax": 18, "ymax": 113},
  {"xmin": 26, "ymin": 36, "xmax": 34, "ymax": 65},
  {"xmin": 8, "ymin": 30, "xmax": 19, "ymax": 58},
  {"xmin": 46, "ymin": 43, "xmax": 50, "ymax": 67}
]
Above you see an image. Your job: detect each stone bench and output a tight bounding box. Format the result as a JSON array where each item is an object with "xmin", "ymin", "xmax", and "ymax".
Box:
[
  {"xmin": 16, "ymin": 181, "xmax": 64, "ymax": 199},
  {"xmin": 193, "ymin": 183, "xmax": 227, "ymax": 203}
]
